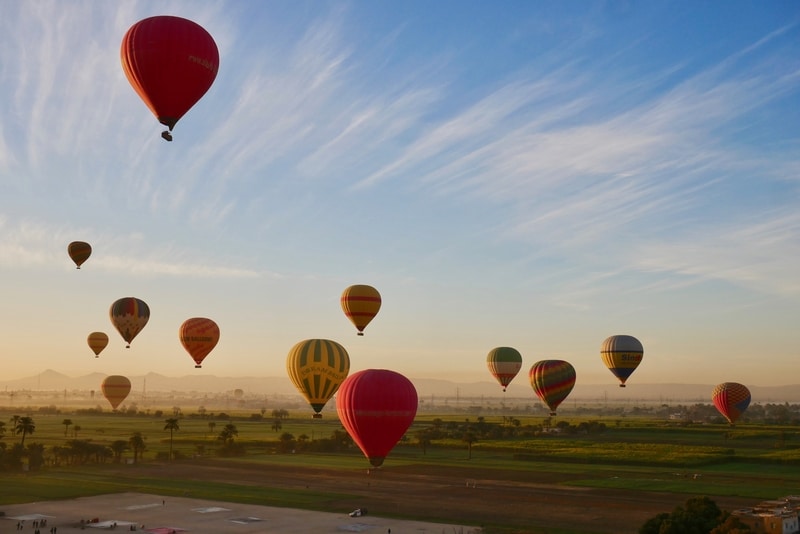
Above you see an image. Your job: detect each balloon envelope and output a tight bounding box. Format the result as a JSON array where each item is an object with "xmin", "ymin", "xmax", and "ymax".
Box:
[
  {"xmin": 109, "ymin": 297, "xmax": 150, "ymax": 348},
  {"xmin": 101, "ymin": 375, "xmax": 131, "ymax": 410},
  {"xmin": 121, "ymin": 15, "xmax": 219, "ymax": 140},
  {"xmin": 486, "ymin": 347, "xmax": 523, "ymax": 392},
  {"xmin": 341, "ymin": 285, "xmax": 381, "ymax": 335},
  {"xmin": 712, "ymin": 382, "xmax": 751, "ymax": 425},
  {"xmin": 87, "ymin": 332, "xmax": 109, "ymax": 357},
  {"xmin": 336, "ymin": 369, "xmax": 418, "ymax": 468},
  {"xmin": 286, "ymin": 339, "xmax": 350, "ymax": 417},
  {"xmin": 529, "ymin": 360, "xmax": 576, "ymax": 416},
  {"xmin": 68, "ymin": 241, "xmax": 92, "ymax": 269},
  {"xmin": 179, "ymin": 317, "xmax": 220, "ymax": 368},
  {"xmin": 600, "ymin": 335, "xmax": 643, "ymax": 387}
]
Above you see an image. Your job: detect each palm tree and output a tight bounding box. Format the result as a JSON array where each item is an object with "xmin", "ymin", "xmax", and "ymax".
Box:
[
  {"xmin": 62, "ymin": 418, "xmax": 73, "ymax": 436},
  {"xmin": 110, "ymin": 440, "xmax": 128, "ymax": 463},
  {"xmin": 218, "ymin": 423, "xmax": 238, "ymax": 444},
  {"xmin": 128, "ymin": 432, "xmax": 146, "ymax": 463},
  {"xmin": 0, "ymin": 421, "xmax": 6, "ymax": 439},
  {"xmin": 15, "ymin": 416, "xmax": 35, "ymax": 446},
  {"xmin": 73, "ymin": 425, "xmax": 82, "ymax": 438},
  {"xmin": 461, "ymin": 431, "xmax": 478, "ymax": 460},
  {"xmin": 164, "ymin": 418, "xmax": 180, "ymax": 460},
  {"xmin": 207, "ymin": 421, "xmax": 216, "ymax": 438}
]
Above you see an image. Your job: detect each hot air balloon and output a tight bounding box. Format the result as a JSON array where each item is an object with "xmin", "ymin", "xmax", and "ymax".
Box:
[
  {"xmin": 179, "ymin": 317, "xmax": 220, "ymax": 368},
  {"xmin": 712, "ymin": 382, "xmax": 751, "ymax": 425},
  {"xmin": 336, "ymin": 369, "xmax": 418, "ymax": 468},
  {"xmin": 286, "ymin": 339, "xmax": 350, "ymax": 418},
  {"xmin": 529, "ymin": 360, "xmax": 576, "ymax": 416},
  {"xmin": 121, "ymin": 15, "xmax": 219, "ymax": 141},
  {"xmin": 600, "ymin": 334, "xmax": 643, "ymax": 387},
  {"xmin": 101, "ymin": 375, "xmax": 131, "ymax": 411},
  {"xmin": 87, "ymin": 332, "xmax": 109, "ymax": 358},
  {"xmin": 109, "ymin": 297, "xmax": 150, "ymax": 348},
  {"xmin": 68, "ymin": 241, "xmax": 92, "ymax": 269},
  {"xmin": 341, "ymin": 285, "xmax": 381, "ymax": 336},
  {"xmin": 486, "ymin": 347, "xmax": 523, "ymax": 392}
]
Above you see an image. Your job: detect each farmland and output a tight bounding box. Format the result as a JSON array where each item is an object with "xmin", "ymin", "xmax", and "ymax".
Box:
[{"xmin": 1, "ymin": 403, "xmax": 799, "ymax": 533}]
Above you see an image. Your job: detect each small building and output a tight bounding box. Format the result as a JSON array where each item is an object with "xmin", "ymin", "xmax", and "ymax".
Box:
[{"xmin": 732, "ymin": 497, "xmax": 799, "ymax": 534}]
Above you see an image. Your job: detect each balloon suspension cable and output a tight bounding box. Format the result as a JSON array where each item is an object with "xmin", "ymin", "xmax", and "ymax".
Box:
[{"xmin": 161, "ymin": 130, "xmax": 173, "ymax": 142}]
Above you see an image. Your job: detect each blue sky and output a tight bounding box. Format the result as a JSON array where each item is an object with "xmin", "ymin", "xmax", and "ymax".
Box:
[{"xmin": 0, "ymin": 1, "xmax": 798, "ymax": 392}]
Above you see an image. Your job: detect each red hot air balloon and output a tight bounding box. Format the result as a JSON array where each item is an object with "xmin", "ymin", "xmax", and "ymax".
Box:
[
  {"xmin": 712, "ymin": 382, "xmax": 751, "ymax": 425},
  {"xmin": 179, "ymin": 317, "xmax": 220, "ymax": 368},
  {"xmin": 121, "ymin": 16, "xmax": 219, "ymax": 141},
  {"xmin": 336, "ymin": 369, "xmax": 417, "ymax": 468},
  {"xmin": 529, "ymin": 360, "xmax": 576, "ymax": 416}
]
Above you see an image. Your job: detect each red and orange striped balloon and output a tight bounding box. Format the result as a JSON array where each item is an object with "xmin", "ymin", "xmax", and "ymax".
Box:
[
  {"xmin": 340, "ymin": 285, "xmax": 381, "ymax": 336},
  {"xmin": 712, "ymin": 382, "xmax": 751, "ymax": 425},
  {"xmin": 179, "ymin": 317, "xmax": 220, "ymax": 368}
]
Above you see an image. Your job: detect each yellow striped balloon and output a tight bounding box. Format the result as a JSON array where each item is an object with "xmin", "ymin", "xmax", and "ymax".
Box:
[
  {"xmin": 600, "ymin": 334, "xmax": 643, "ymax": 387},
  {"xmin": 287, "ymin": 339, "xmax": 350, "ymax": 418},
  {"xmin": 341, "ymin": 284, "xmax": 381, "ymax": 335}
]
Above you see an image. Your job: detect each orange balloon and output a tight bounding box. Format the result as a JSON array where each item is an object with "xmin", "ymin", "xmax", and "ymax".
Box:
[
  {"xmin": 179, "ymin": 317, "xmax": 220, "ymax": 368},
  {"xmin": 87, "ymin": 332, "xmax": 109, "ymax": 357},
  {"xmin": 101, "ymin": 375, "xmax": 131, "ymax": 410}
]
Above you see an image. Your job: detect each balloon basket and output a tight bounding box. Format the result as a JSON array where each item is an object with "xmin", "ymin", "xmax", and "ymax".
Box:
[
  {"xmin": 161, "ymin": 130, "xmax": 173, "ymax": 142},
  {"xmin": 312, "ymin": 413, "xmax": 322, "ymax": 419}
]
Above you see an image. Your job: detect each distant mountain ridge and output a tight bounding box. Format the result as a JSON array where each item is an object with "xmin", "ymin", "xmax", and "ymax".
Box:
[{"xmin": 2, "ymin": 369, "xmax": 799, "ymax": 403}]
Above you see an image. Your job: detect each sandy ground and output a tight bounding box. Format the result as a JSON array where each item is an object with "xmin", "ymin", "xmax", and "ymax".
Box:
[{"xmin": 0, "ymin": 492, "xmax": 477, "ymax": 534}]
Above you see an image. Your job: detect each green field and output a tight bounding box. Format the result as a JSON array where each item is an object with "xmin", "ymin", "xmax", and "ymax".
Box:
[{"xmin": 1, "ymin": 407, "xmax": 799, "ymax": 533}]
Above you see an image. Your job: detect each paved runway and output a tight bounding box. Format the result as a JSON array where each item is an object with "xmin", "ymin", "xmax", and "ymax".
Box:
[{"xmin": 0, "ymin": 493, "xmax": 479, "ymax": 534}]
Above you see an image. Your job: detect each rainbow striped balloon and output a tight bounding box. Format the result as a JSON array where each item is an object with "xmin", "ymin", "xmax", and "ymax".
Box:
[{"xmin": 529, "ymin": 360, "xmax": 576, "ymax": 416}]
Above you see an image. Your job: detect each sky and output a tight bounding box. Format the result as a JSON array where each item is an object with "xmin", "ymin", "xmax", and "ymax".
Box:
[{"xmin": 0, "ymin": 1, "xmax": 798, "ymax": 392}]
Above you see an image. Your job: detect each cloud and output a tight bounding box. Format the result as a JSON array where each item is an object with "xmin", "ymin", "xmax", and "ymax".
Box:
[{"xmin": 0, "ymin": 216, "xmax": 261, "ymax": 278}]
